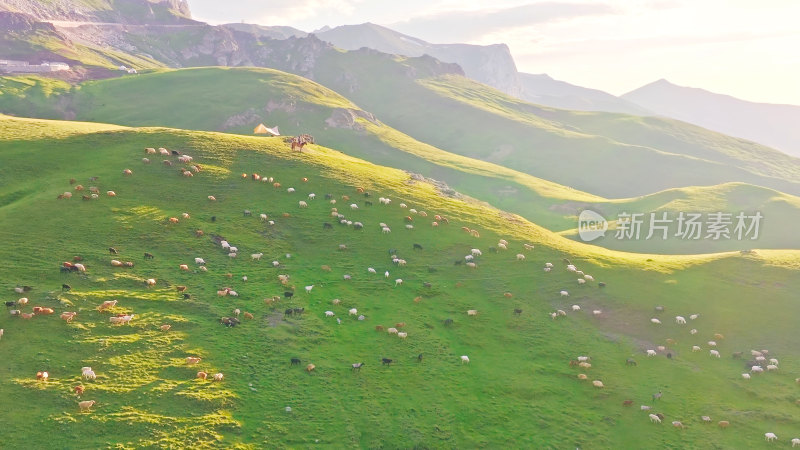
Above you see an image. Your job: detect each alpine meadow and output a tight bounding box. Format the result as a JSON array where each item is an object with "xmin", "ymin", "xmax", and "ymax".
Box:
[{"xmin": 1, "ymin": 1, "xmax": 799, "ymax": 448}]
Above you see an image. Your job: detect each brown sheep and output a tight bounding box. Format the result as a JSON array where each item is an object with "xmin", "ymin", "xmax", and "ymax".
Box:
[
  {"xmin": 718, "ymin": 421, "xmax": 729, "ymax": 428},
  {"xmin": 196, "ymin": 371, "xmax": 208, "ymax": 380},
  {"xmin": 395, "ymin": 322, "xmax": 406, "ymax": 328},
  {"xmin": 243, "ymin": 312, "xmax": 254, "ymax": 320},
  {"xmin": 160, "ymin": 324, "xmax": 171, "ymax": 331},
  {"xmin": 306, "ymin": 364, "xmax": 316, "ymax": 372}
]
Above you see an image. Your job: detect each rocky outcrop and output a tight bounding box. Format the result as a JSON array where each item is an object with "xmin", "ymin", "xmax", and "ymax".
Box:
[{"xmin": 325, "ymin": 108, "xmax": 378, "ymax": 131}]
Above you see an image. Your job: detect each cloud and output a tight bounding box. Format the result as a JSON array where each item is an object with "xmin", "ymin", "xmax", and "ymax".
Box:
[
  {"xmin": 387, "ymin": 2, "xmax": 617, "ymax": 43},
  {"xmin": 191, "ymin": 0, "xmax": 364, "ymax": 26}
]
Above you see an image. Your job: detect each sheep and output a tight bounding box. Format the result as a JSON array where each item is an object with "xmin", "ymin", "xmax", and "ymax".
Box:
[
  {"xmin": 186, "ymin": 357, "xmax": 202, "ymax": 365},
  {"xmin": 765, "ymin": 433, "xmax": 777, "ymax": 442},
  {"xmin": 708, "ymin": 341, "xmax": 717, "ymax": 347},
  {"xmin": 37, "ymin": 371, "xmax": 49, "ymax": 381},
  {"xmin": 79, "ymin": 400, "xmax": 96, "ymax": 412},
  {"xmin": 228, "ymin": 290, "xmax": 239, "ymax": 297},
  {"xmin": 792, "ymin": 438, "xmax": 800, "ymax": 447},
  {"xmin": 387, "ymin": 327, "xmax": 398, "ymax": 334},
  {"xmin": 229, "ymin": 246, "xmax": 238, "ymax": 253},
  {"xmin": 649, "ymin": 414, "xmax": 661, "ymax": 424},
  {"xmin": 195, "ymin": 257, "xmax": 206, "ymax": 265},
  {"xmin": 471, "ymin": 249, "xmax": 482, "ymax": 256},
  {"xmin": 766, "ymin": 364, "xmax": 778, "ymax": 371},
  {"xmin": 106, "ymin": 191, "xmax": 116, "ymax": 197},
  {"xmin": 577, "ymin": 279, "xmax": 586, "ymax": 285},
  {"xmin": 385, "ymin": 271, "xmax": 390, "ymax": 278},
  {"xmin": 228, "ymin": 252, "xmax": 238, "ymax": 258},
  {"xmin": 179, "ymin": 264, "xmax": 190, "ymax": 271},
  {"xmin": 367, "ymin": 267, "xmax": 377, "ymax": 274},
  {"xmin": 382, "ymin": 227, "xmax": 391, "ymax": 234},
  {"xmin": 675, "ymin": 316, "xmax": 686, "ymax": 324},
  {"xmin": 97, "ymin": 300, "xmax": 118, "ymax": 311},
  {"xmin": 769, "ymin": 358, "xmax": 779, "ymax": 365},
  {"xmin": 672, "ymin": 421, "xmax": 685, "ymax": 429},
  {"xmin": 196, "ymin": 371, "xmax": 208, "ymax": 380},
  {"xmin": 584, "ymin": 274, "xmax": 594, "ymax": 281},
  {"xmin": 718, "ymin": 421, "xmax": 729, "ymax": 428},
  {"xmin": 461, "ymin": 355, "xmax": 470, "ymax": 364},
  {"xmin": 556, "ymin": 309, "xmax": 567, "ymax": 316},
  {"xmin": 690, "ymin": 328, "xmax": 698, "ymax": 335},
  {"xmin": 692, "ymin": 345, "xmax": 701, "ymax": 352},
  {"xmin": 60, "ymin": 311, "xmax": 78, "ymax": 323},
  {"xmin": 74, "ymin": 263, "xmax": 86, "ymax": 272},
  {"xmin": 560, "ymin": 290, "xmax": 569, "ymax": 297},
  {"xmin": 394, "ymin": 279, "xmax": 403, "ymax": 287},
  {"xmin": 578, "ymin": 362, "xmax": 591, "ymax": 369},
  {"xmin": 467, "ymin": 309, "xmax": 478, "ymax": 316},
  {"xmin": 82, "ymin": 369, "xmax": 96, "ymax": 380},
  {"xmin": 646, "ymin": 349, "xmax": 657, "ymax": 357},
  {"xmin": 571, "ymin": 305, "xmax": 581, "ymax": 311},
  {"xmin": 710, "ymin": 350, "xmax": 721, "ymax": 358},
  {"xmin": 123, "ymin": 169, "xmax": 132, "ymax": 176},
  {"xmin": 305, "ymin": 285, "xmax": 314, "ymax": 294},
  {"xmin": 207, "ymin": 195, "xmax": 216, "ymax": 201},
  {"xmin": 650, "ymin": 318, "xmax": 662, "ymax": 324},
  {"xmin": 306, "ymin": 364, "xmax": 315, "ymax": 373},
  {"xmin": 298, "ymin": 201, "xmax": 308, "ymax": 208},
  {"xmin": 751, "ymin": 365, "xmax": 764, "ymax": 373},
  {"xmin": 742, "ymin": 373, "xmax": 751, "ymax": 380},
  {"xmin": 397, "ymin": 332, "xmax": 408, "ymax": 339},
  {"xmin": 592, "ymin": 380, "xmax": 604, "ymax": 388},
  {"xmin": 145, "ymin": 278, "xmax": 156, "ymax": 287},
  {"xmin": 17, "ymin": 298, "xmax": 28, "ymax": 305},
  {"xmin": 160, "ymin": 324, "xmax": 171, "ymax": 331},
  {"xmin": 0, "ymin": 329, "xmax": 3, "ymax": 339},
  {"xmin": 332, "ymin": 299, "xmax": 342, "ymax": 305},
  {"xmin": 324, "ymin": 311, "xmax": 335, "ymax": 317},
  {"xmin": 213, "ymin": 373, "xmax": 224, "ymax": 381},
  {"xmin": 349, "ymin": 308, "xmax": 358, "ymax": 316}
]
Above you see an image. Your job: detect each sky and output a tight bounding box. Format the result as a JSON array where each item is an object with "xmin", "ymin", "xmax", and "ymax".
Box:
[{"xmin": 189, "ymin": 0, "xmax": 800, "ymax": 105}]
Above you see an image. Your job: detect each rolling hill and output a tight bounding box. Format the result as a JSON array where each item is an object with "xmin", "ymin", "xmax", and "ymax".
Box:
[
  {"xmin": 1, "ymin": 114, "xmax": 800, "ymax": 448},
  {"xmin": 4, "ymin": 67, "xmax": 800, "ymax": 255},
  {"xmin": 623, "ymin": 79, "xmax": 800, "ymax": 158}
]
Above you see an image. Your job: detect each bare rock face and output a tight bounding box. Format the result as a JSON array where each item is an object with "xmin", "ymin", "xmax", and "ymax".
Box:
[{"xmin": 325, "ymin": 108, "xmax": 379, "ymax": 131}]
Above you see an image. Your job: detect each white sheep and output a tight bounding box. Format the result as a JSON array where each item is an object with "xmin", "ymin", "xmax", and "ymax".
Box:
[
  {"xmin": 305, "ymin": 285, "xmax": 314, "ymax": 294},
  {"xmin": 221, "ymin": 241, "xmax": 230, "ymax": 250},
  {"xmin": 367, "ymin": 267, "xmax": 377, "ymax": 274},
  {"xmin": 765, "ymin": 433, "xmax": 777, "ymax": 442},
  {"xmin": 471, "ymin": 249, "xmax": 482, "ymax": 256},
  {"xmin": 287, "ymin": 188, "xmax": 295, "ymax": 193},
  {"xmin": 692, "ymin": 345, "xmax": 701, "ymax": 352},
  {"xmin": 675, "ymin": 316, "xmax": 686, "ymax": 324},
  {"xmin": 228, "ymin": 252, "xmax": 237, "ymax": 258},
  {"xmin": 229, "ymin": 246, "xmax": 238, "ymax": 253},
  {"xmin": 461, "ymin": 355, "xmax": 470, "ymax": 364},
  {"xmin": 592, "ymin": 380, "xmax": 604, "ymax": 388},
  {"xmin": 397, "ymin": 332, "xmax": 408, "ymax": 339},
  {"xmin": 324, "ymin": 311, "xmax": 335, "ymax": 317},
  {"xmin": 708, "ymin": 341, "xmax": 717, "ymax": 347},
  {"xmin": 395, "ymin": 279, "xmax": 403, "ymax": 287},
  {"xmin": 545, "ymin": 262, "xmax": 553, "ymax": 268},
  {"xmin": 649, "ymin": 414, "xmax": 661, "ymax": 423},
  {"xmin": 584, "ymin": 275, "xmax": 594, "ymax": 281},
  {"xmin": 560, "ymin": 290, "xmax": 569, "ymax": 297},
  {"xmin": 577, "ymin": 279, "xmax": 586, "ymax": 285},
  {"xmin": 742, "ymin": 373, "xmax": 751, "ymax": 380},
  {"xmin": 791, "ymin": 438, "xmax": 800, "ymax": 447},
  {"xmin": 751, "ymin": 365, "xmax": 764, "ymax": 373},
  {"xmin": 299, "ymin": 201, "xmax": 308, "ymax": 208},
  {"xmin": 650, "ymin": 318, "xmax": 661, "ymax": 325},
  {"xmin": 767, "ymin": 364, "xmax": 778, "ymax": 371},
  {"xmin": 251, "ymin": 253, "xmax": 263, "ymax": 260},
  {"xmin": 260, "ymin": 213, "xmax": 268, "ymax": 221},
  {"xmin": 769, "ymin": 358, "xmax": 779, "ymax": 365},
  {"xmin": 195, "ymin": 257, "xmax": 205, "ymax": 265},
  {"xmin": 516, "ymin": 254, "xmax": 525, "ymax": 261},
  {"xmin": 710, "ymin": 349, "xmax": 720, "ymax": 358},
  {"xmin": 348, "ymin": 308, "xmax": 357, "ymax": 316},
  {"xmin": 592, "ymin": 310, "xmax": 602, "ymax": 316},
  {"xmin": 308, "ymin": 193, "xmax": 315, "ymax": 200},
  {"xmin": 382, "ymin": 227, "xmax": 391, "ymax": 234},
  {"xmin": 543, "ymin": 267, "xmax": 551, "ymax": 272},
  {"xmin": 350, "ymin": 203, "xmax": 359, "ymax": 210},
  {"xmin": 690, "ymin": 328, "xmax": 698, "ymax": 335},
  {"xmin": 465, "ymin": 254, "xmax": 474, "ymax": 261},
  {"xmin": 384, "ymin": 271, "xmax": 390, "ymax": 278},
  {"xmin": 689, "ymin": 314, "xmax": 699, "ymax": 320},
  {"xmin": 646, "ymin": 349, "xmax": 657, "ymax": 357},
  {"xmin": 242, "ymin": 276, "xmax": 248, "ymax": 282},
  {"xmin": 467, "ymin": 309, "xmax": 478, "ymax": 316},
  {"xmin": 571, "ymin": 305, "xmax": 581, "ymax": 311}
]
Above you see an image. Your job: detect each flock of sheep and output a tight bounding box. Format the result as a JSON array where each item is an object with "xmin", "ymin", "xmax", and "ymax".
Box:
[{"xmin": 4, "ymin": 142, "xmax": 799, "ymax": 445}]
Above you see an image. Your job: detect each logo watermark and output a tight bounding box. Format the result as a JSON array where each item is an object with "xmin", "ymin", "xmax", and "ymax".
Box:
[
  {"xmin": 577, "ymin": 210, "xmax": 762, "ymax": 242},
  {"xmin": 578, "ymin": 209, "xmax": 608, "ymax": 242}
]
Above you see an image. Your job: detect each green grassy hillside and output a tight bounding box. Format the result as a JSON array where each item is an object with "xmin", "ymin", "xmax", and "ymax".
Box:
[
  {"xmin": 1, "ymin": 115, "xmax": 800, "ymax": 448},
  {"xmin": 4, "ymin": 68, "xmax": 800, "ymax": 255},
  {"xmin": 0, "ymin": 68, "xmax": 607, "ymax": 233}
]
